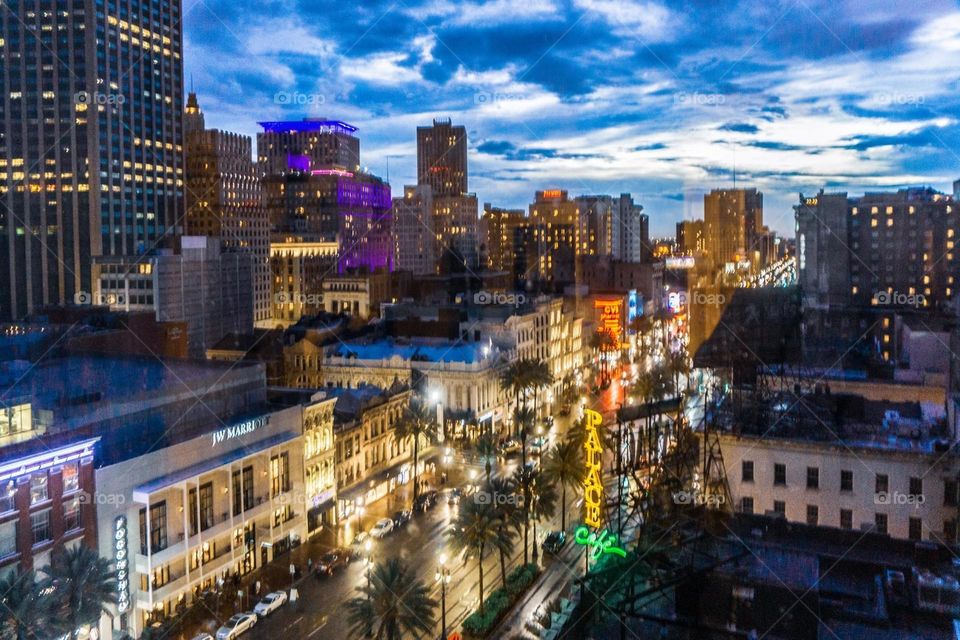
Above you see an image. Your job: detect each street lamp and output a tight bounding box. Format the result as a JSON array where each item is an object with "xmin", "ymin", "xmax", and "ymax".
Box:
[
  {"xmin": 435, "ymin": 553, "xmax": 451, "ymax": 640},
  {"xmin": 355, "ymin": 505, "xmax": 366, "ymax": 540},
  {"xmin": 364, "ymin": 540, "xmax": 374, "ymax": 638}
]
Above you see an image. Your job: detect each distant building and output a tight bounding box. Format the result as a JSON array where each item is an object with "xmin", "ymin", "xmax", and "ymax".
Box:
[
  {"xmin": 256, "ymin": 119, "xmax": 360, "ymax": 176},
  {"xmin": 417, "ymin": 118, "xmax": 467, "ymax": 197},
  {"xmin": 321, "ymin": 269, "xmax": 390, "ymax": 319},
  {"xmin": 703, "ymin": 188, "xmax": 763, "ymax": 267},
  {"xmin": 676, "ymin": 220, "xmax": 706, "ymax": 255},
  {"xmin": 416, "ymin": 119, "xmax": 478, "ymax": 272},
  {"xmin": 184, "ymin": 93, "xmax": 271, "ymax": 324},
  {"xmin": 481, "ymin": 204, "xmax": 526, "ymax": 274},
  {"xmin": 92, "ymin": 236, "xmax": 253, "ymax": 357},
  {"xmin": 269, "ymin": 236, "xmax": 338, "ymax": 325},
  {"xmin": 0, "ymin": 0, "xmax": 184, "ymax": 320},
  {"xmin": 528, "ymin": 190, "xmax": 581, "ymax": 286},
  {"xmin": 394, "ymin": 185, "xmax": 436, "ymax": 275}
]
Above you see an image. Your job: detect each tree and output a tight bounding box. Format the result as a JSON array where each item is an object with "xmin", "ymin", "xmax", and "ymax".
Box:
[
  {"xmin": 0, "ymin": 568, "xmax": 51, "ymax": 640},
  {"xmin": 447, "ymin": 498, "xmax": 508, "ymax": 613},
  {"xmin": 526, "ymin": 359, "xmax": 554, "ymax": 429},
  {"xmin": 588, "ymin": 330, "xmax": 617, "ymax": 385},
  {"xmin": 43, "ymin": 545, "xmax": 117, "ymax": 640},
  {"xmin": 512, "ymin": 465, "xmax": 536, "ymax": 565},
  {"xmin": 513, "ymin": 406, "xmax": 535, "ymax": 465},
  {"xmin": 499, "ymin": 360, "xmax": 531, "ymax": 417},
  {"xmin": 476, "ymin": 429, "xmax": 498, "ymax": 486},
  {"xmin": 528, "ymin": 469, "xmax": 558, "ymax": 562},
  {"xmin": 667, "ymin": 348, "xmax": 691, "ymax": 393},
  {"xmin": 395, "ymin": 398, "xmax": 439, "ymax": 510},
  {"xmin": 542, "ymin": 440, "xmax": 584, "ymax": 532},
  {"xmin": 487, "ymin": 475, "xmax": 522, "ymax": 587},
  {"xmin": 346, "ymin": 557, "xmax": 437, "ymax": 640}
]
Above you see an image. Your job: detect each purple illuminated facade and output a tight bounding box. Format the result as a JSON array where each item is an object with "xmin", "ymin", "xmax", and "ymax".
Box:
[{"xmin": 336, "ymin": 178, "xmax": 393, "ymax": 273}]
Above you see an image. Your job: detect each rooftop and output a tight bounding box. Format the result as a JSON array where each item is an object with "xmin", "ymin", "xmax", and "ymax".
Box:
[
  {"xmin": 258, "ymin": 119, "xmax": 357, "ymax": 135},
  {"xmin": 327, "ymin": 337, "xmax": 496, "ymax": 365}
]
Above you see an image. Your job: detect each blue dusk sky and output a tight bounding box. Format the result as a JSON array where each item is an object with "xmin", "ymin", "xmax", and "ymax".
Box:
[{"xmin": 184, "ymin": 0, "xmax": 960, "ymax": 236}]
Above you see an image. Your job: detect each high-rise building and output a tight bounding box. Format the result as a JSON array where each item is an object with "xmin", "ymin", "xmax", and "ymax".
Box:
[
  {"xmin": 676, "ymin": 220, "xmax": 706, "ymax": 255},
  {"xmin": 417, "ymin": 118, "xmax": 467, "ymax": 197},
  {"xmin": 258, "ymin": 122, "xmax": 392, "ymax": 275},
  {"xmin": 184, "ymin": 93, "xmax": 271, "ymax": 323},
  {"xmin": 481, "ymin": 204, "xmax": 526, "ymax": 273},
  {"xmin": 528, "ymin": 190, "xmax": 580, "ymax": 285},
  {"xmin": 0, "ymin": 0, "xmax": 185, "ymax": 320},
  {"xmin": 575, "ymin": 194, "xmax": 648, "ymax": 264},
  {"xmin": 257, "ymin": 119, "xmax": 360, "ymax": 176},
  {"xmin": 616, "ymin": 193, "xmax": 649, "ymax": 263},
  {"xmin": 416, "ymin": 118, "xmax": 478, "ymax": 272},
  {"xmin": 92, "ymin": 236, "xmax": 253, "ymax": 357},
  {"xmin": 703, "ymin": 188, "xmax": 763, "ymax": 267},
  {"xmin": 394, "ymin": 185, "xmax": 435, "ymax": 275},
  {"xmin": 796, "ymin": 187, "xmax": 957, "ymax": 311}
]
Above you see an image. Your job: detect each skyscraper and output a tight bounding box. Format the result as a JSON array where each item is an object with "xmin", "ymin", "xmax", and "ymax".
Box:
[
  {"xmin": 703, "ymin": 188, "xmax": 763, "ymax": 267},
  {"xmin": 416, "ymin": 118, "xmax": 478, "ymax": 271},
  {"xmin": 394, "ymin": 185, "xmax": 435, "ymax": 275},
  {"xmin": 184, "ymin": 93, "xmax": 270, "ymax": 323},
  {"xmin": 257, "ymin": 119, "xmax": 360, "ymax": 176},
  {"xmin": 417, "ymin": 118, "xmax": 467, "ymax": 197},
  {"xmin": 0, "ymin": 0, "xmax": 185, "ymax": 320}
]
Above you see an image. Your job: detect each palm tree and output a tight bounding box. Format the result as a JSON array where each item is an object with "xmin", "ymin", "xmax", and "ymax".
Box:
[
  {"xmin": 589, "ymin": 330, "xmax": 617, "ymax": 385},
  {"xmin": 487, "ymin": 475, "xmax": 522, "ymax": 587},
  {"xmin": 0, "ymin": 568, "xmax": 51, "ymax": 640},
  {"xmin": 43, "ymin": 545, "xmax": 117, "ymax": 640},
  {"xmin": 395, "ymin": 398, "xmax": 439, "ymax": 510},
  {"xmin": 667, "ymin": 348, "xmax": 690, "ymax": 393},
  {"xmin": 346, "ymin": 557, "xmax": 437, "ymax": 639},
  {"xmin": 529, "ymin": 470, "xmax": 558, "ymax": 563},
  {"xmin": 447, "ymin": 498, "xmax": 508, "ymax": 613},
  {"xmin": 513, "ymin": 406, "xmax": 535, "ymax": 465},
  {"xmin": 476, "ymin": 429, "xmax": 498, "ymax": 486},
  {"xmin": 499, "ymin": 360, "xmax": 530, "ymax": 417},
  {"xmin": 526, "ymin": 359, "xmax": 553, "ymax": 426},
  {"xmin": 542, "ymin": 440, "xmax": 584, "ymax": 533},
  {"xmin": 512, "ymin": 464, "xmax": 536, "ymax": 565}
]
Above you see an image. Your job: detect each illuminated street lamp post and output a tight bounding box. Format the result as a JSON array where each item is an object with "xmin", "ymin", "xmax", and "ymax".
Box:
[{"xmin": 435, "ymin": 553, "xmax": 451, "ymax": 639}]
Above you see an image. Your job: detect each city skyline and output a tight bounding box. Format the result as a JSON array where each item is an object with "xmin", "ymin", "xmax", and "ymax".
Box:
[{"xmin": 185, "ymin": 0, "xmax": 960, "ymax": 236}]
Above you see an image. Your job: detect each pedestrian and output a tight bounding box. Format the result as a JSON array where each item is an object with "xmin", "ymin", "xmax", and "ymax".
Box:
[{"xmin": 307, "ymin": 557, "xmax": 312, "ymax": 573}]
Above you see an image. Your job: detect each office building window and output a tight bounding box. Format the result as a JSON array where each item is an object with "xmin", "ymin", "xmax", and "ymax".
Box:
[
  {"xmin": 31, "ymin": 509, "xmax": 51, "ymax": 545},
  {"xmin": 742, "ymin": 461, "xmax": 754, "ymax": 483},
  {"xmin": 271, "ymin": 453, "xmax": 290, "ymax": 496},
  {"xmin": 63, "ymin": 496, "xmax": 81, "ymax": 531},
  {"xmin": 61, "ymin": 462, "xmax": 79, "ymax": 493},
  {"xmin": 840, "ymin": 509, "xmax": 853, "ymax": 530},
  {"xmin": 909, "ymin": 517, "xmax": 922, "ymax": 541},
  {"xmin": 198, "ymin": 483, "xmax": 213, "ymax": 531},
  {"xmin": 149, "ymin": 501, "xmax": 167, "ymax": 552},
  {"xmin": 945, "ymin": 480, "xmax": 958, "ymax": 506},
  {"xmin": 806, "ymin": 467, "xmax": 819, "ymax": 490},
  {"xmin": 774, "ymin": 464, "xmax": 786, "ymax": 486},
  {"xmin": 875, "ymin": 513, "xmax": 888, "ymax": 535},
  {"xmin": 909, "ymin": 477, "xmax": 923, "ymax": 499},
  {"xmin": 806, "ymin": 504, "xmax": 819, "ymax": 525},
  {"xmin": 741, "ymin": 497, "xmax": 754, "ymax": 514},
  {"xmin": 876, "ymin": 474, "xmax": 888, "ymax": 494},
  {"xmin": 773, "ymin": 500, "xmax": 786, "ymax": 517},
  {"xmin": 0, "ymin": 480, "xmax": 15, "ymax": 513},
  {"xmin": 841, "ymin": 470, "xmax": 853, "ymax": 492},
  {"xmin": 30, "ymin": 473, "xmax": 48, "ymax": 505},
  {"xmin": 0, "ymin": 521, "xmax": 17, "ymax": 557},
  {"xmin": 944, "ymin": 520, "xmax": 957, "ymax": 544}
]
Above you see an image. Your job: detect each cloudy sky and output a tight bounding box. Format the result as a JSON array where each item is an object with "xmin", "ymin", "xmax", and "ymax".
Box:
[{"xmin": 183, "ymin": 0, "xmax": 960, "ymax": 236}]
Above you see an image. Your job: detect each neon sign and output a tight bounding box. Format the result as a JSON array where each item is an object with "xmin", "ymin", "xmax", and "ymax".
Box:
[
  {"xmin": 583, "ymin": 409, "xmax": 603, "ymax": 528},
  {"xmin": 575, "ymin": 526, "xmax": 626, "ymax": 559},
  {"xmin": 542, "ymin": 189, "xmax": 563, "ymax": 199},
  {"xmin": 211, "ymin": 417, "xmax": 266, "ymax": 448},
  {"xmin": 114, "ymin": 516, "xmax": 130, "ymax": 613}
]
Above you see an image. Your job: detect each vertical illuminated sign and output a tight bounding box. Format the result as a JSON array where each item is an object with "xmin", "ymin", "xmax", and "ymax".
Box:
[
  {"xmin": 594, "ymin": 298, "xmax": 623, "ymax": 346},
  {"xmin": 114, "ymin": 516, "xmax": 130, "ymax": 613},
  {"xmin": 583, "ymin": 409, "xmax": 603, "ymax": 528}
]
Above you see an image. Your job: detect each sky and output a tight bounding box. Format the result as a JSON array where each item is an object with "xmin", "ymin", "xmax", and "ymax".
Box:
[{"xmin": 183, "ymin": 0, "xmax": 960, "ymax": 237}]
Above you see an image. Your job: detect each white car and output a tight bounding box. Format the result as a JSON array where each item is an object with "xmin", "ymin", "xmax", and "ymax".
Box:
[
  {"xmin": 215, "ymin": 613, "xmax": 257, "ymax": 639},
  {"xmin": 253, "ymin": 591, "xmax": 287, "ymax": 617},
  {"xmin": 370, "ymin": 517, "xmax": 394, "ymax": 539}
]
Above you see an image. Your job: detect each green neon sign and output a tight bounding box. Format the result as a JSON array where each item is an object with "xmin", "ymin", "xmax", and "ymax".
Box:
[{"xmin": 574, "ymin": 526, "xmax": 627, "ymax": 560}]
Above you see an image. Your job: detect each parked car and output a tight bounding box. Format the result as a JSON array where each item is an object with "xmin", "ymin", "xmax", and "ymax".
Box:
[
  {"xmin": 499, "ymin": 439, "xmax": 521, "ymax": 456},
  {"xmin": 447, "ymin": 488, "xmax": 462, "ymax": 505},
  {"xmin": 350, "ymin": 532, "xmax": 369, "ymax": 558},
  {"xmin": 414, "ymin": 490, "xmax": 439, "ymax": 512},
  {"xmin": 253, "ymin": 591, "xmax": 287, "ymax": 617},
  {"xmin": 190, "ymin": 634, "xmax": 214, "ymax": 640},
  {"xmin": 315, "ymin": 550, "xmax": 351, "ymax": 576},
  {"xmin": 392, "ymin": 510, "xmax": 412, "ymax": 528},
  {"xmin": 215, "ymin": 613, "xmax": 257, "ymax": 639},
  {"xmin": 542, "ymin": 530, "xmax": 567, "ymax": 554},
  {"xmin": 370, "ymin": 517, "xmax": 395, "ymax": 539}
]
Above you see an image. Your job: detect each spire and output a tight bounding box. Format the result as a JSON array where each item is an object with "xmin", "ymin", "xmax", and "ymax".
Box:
[{"xmin": 184, "ymin": 91, "xmax": 205, "ymax": 135}]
